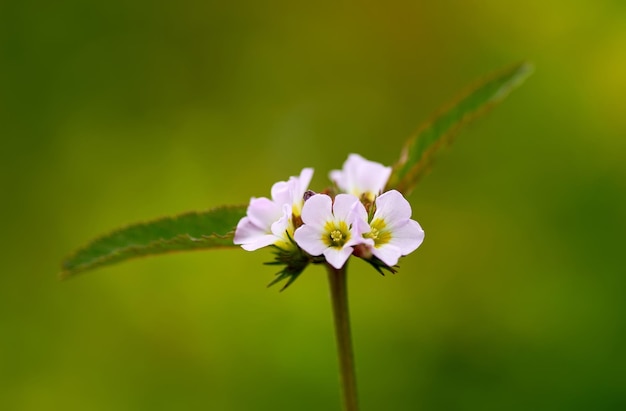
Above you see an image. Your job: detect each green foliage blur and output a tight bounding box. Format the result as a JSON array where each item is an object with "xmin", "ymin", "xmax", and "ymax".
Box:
[{"xmin": 1, "ymin": 1, "xmax": 625, "ymax": 410}]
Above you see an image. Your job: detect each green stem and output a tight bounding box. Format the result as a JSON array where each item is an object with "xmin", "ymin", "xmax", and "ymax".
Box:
[{"xmin": 326, "ymin": 264, "xmax": 359, "ymax": 411}]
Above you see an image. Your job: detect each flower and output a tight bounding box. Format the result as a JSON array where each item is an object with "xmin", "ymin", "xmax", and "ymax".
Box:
[
  {"xmin": 294, "ymin": 194, "xmax": 368, "ymax": 269},
  {"xmin": 329, "ymin": 154, "xmax": 392, "ymax": 201},
  {"xmin": 234, "ymin": 168, "xmax": 313, "ymax": 251},
  {"xmin": 355, "ymin": 190, "xmax": 424, "ymax": 266},
  {"xmin": 269, "ymin": 168, "xmax": 314, "ymax": 217},
  {"xmin": 235, "ymin": 156, "xmax": 425, "ymax": 281}
]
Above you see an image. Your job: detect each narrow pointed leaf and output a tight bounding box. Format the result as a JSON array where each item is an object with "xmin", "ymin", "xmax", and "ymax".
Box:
[
  {"xmin": 61, "ymin": 205, "xmax": 246, "ymax": 279},
  {"xmin": 387, "ymin": 61, "xmax": 534, "ymax": 195}
]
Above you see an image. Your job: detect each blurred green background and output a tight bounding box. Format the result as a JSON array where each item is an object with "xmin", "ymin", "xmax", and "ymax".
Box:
[{"xmin": 2, "ymin": 1, "xmax": 625, "ymax": 410}]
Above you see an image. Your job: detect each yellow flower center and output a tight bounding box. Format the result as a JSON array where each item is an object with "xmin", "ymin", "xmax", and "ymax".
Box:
[
  {"xmin": 367, "ymin": 227, "xmax": 380, "ymax": 240},
  {"xmin": 323, "ymin": 221, "xmax": 350, "ymax": 248},
  {"xmin": 364, "ymin": 218, "xmax": 391, "ymax": 247},
  {"xmin": 330, "ymin": 230, "xmax": 343, "ymax": 242}
]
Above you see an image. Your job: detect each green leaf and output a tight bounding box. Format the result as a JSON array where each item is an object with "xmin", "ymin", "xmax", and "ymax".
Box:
[
  {"xmin": 387, "ymin": 61, "xmax": 534, "ymax": 195},
  {"xmin": 60, "ymin": 205, "xmax": 247, "ymax": 279}
]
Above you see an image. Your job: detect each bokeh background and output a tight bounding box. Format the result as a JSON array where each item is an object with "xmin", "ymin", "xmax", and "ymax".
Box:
[{"xmin": 2, "ymin": 1, "xmax": 625, "ymax": 410}]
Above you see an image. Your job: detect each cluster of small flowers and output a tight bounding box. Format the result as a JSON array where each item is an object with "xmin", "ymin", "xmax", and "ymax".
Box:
[{"xmin": 234, "ymin": 154, "xmax": 424, "ymax": 279}]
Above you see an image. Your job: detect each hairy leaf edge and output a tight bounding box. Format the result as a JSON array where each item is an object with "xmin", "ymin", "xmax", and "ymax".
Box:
[{"xmin": 60, "ymin": 205, "xmax": 246, "ymax": 279}]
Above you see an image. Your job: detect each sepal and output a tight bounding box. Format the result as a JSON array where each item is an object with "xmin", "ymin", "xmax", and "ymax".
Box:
[
  {"xmin": 265, "ymin": 244, "xmax": 310, "ymax": 291},
  {"xmin": 361, "ymin": 255, "xmax": 398, "ymax": 276},
  {"xmin": 352, "ymin": 244, "xmax": 398, "ymax": 276}
]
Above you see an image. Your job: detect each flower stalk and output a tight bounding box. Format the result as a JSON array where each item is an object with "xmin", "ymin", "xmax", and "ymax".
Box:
[{"xmin": 327, "ymin": 264, "xmax": 359, "ymax": 411}]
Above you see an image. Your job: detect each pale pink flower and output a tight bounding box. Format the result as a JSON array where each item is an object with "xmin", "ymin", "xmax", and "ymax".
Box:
[
  {"xmin": 234, "ymin": 168, "xmax": 313, "ymax": 251},
  {"xmin": 270, "ymin": 168, "xmax": 313, "ymax": 217},
  {"xmin": 355, "ymin": 190, "xmax": 424, "ymax": 266},
  {"xmin": 329, "ymin": 154, "xmax": 392, "ymax": 201},
  {"xmin": 294, "ymin": 194, "xmax": 368, "ymax": 269}
]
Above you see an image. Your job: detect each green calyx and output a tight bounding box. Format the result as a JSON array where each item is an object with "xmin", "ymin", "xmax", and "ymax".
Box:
[{"xmin": 265, "ymin": 241, "xmax": 310, "ymax": 291}]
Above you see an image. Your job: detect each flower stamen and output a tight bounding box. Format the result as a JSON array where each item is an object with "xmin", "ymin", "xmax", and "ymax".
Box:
[
  {"xmin": 322, "ymin": 222, "xmax": 350, "ymax": 248},
  {"xmin": 365, "ymin": 227, "xmax": 379, "ymax": 240},
  {"xmin": 330, "ymin": 230, "xmax": 343, "ymax": 243},
  {"xmin": 363, "ymin": 218, "xmax": 391, "ymax": 247}
]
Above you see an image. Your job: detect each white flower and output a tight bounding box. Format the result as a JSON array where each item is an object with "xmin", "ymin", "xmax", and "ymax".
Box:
[
  {"xmin": 234, "ymin": 168, "xmax": 313, "ymax": 251},
  {"xmin": 329, "ymin": 154, "xmax": 392, "ymax": 201},
  {"xmin": 355, "ymin": 189, "xmax": 424, "ymax": 266},
  {"xmin": 294, "ymin": 194, "xmax": 368, "ymax": 269}
]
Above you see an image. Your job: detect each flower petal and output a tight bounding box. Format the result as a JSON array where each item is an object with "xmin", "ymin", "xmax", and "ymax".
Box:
[
  {"xmin": 371, "ymin": 243, "xmax": 403, "ymax": 266},
  {"xmin": 350, "ymin": 215, "xmax": 372, "ymax": 247},
  {"xmin": 332, "ymin": 194, "xmax": 362, "ymax": 222},
  {"xmin": 330, "ymin": 154, "xmax": 391, "ymax": 197},
  {"xmin": 270, "ymin": 204, "xmax": 292, "ymax": 238},
  {"xmin": 234, "ymin": 217, "xmax": 279, "ymax": 251},
  {"xmin": 294, "ymin": 225, "xmax": 327, "ymax": 256},
  {"xmin": 289, "ymin": 167, "xmax": 314, "ymax": 215},
  {"xmin": 270, "ymin": 181, "xmax": 291, "ymax": 206},
  {"xmin": 301, "ymin": 194, "xmax": 333, "ymax": 227},
  {"xmin": 387, "ymin": 219, "xmax": 425, "ymax": 255},
  {"xmin": 329, "ymin": 169, "xmax": 347, "ymax": 191},
  {"xmin": 352, "ymin": 156, "xmax": 391, "ymax": 195},
  {"xmin": 323, "ymin": 246, "xmax": 354, "ymax": 269},
  {"xmin": 271, "ymin": 167, "xmax": 314, "ymax": 209},
  {"xmin": 247, "ymin": 197, "xmax": 283, "ymax": 229},
  {"xmin": 374, "ymin": 190, "xmax": 412, "ymax": 227},
  {"xmin": 295, "ymin": 167, "xmax": 314, "ymax": 200}
]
